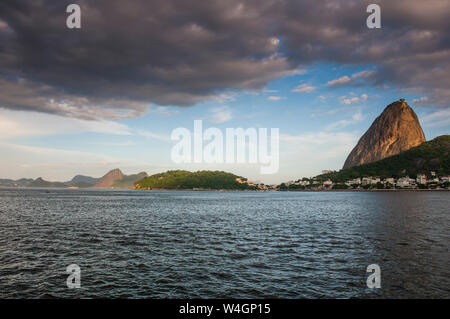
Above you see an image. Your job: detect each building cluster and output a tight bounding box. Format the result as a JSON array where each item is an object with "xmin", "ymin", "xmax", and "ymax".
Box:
[
  {"xmin": 236, "ymin": 177, "xmax": 278, "ymax": 190},
  {"xmin": 341, "ymin": 172, "xmax": 449, "ymax": 189},
  {"xmin": 281, "ymin": 171, "xmax": 450, "ymax": 190},
  {"xmin": 256, "ymin": 184, "xmax": 279, "ymax": 190}
]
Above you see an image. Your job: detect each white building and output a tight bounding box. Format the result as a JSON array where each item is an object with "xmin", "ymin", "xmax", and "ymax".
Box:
[
  {"xmin": 396, "ymin": 176, "xmax": 415, "ymax": 188},
  {"xmin": 362, "ymin": 177, "xmax": 380, "ymax": 185},
  {"xmin": 345, "ymin": 178, "xmax": 361, "ymax": 186},
  {"xmin": 441, "ymin": 176, "xmax": 450, "ymax": 183},
  {"xmin": 416, "ymin": 174, "xmax": 427, "ymax": 184},
  {"xmin": 323, "ymin": 179, "xmax": 333, "ymax": 187}
]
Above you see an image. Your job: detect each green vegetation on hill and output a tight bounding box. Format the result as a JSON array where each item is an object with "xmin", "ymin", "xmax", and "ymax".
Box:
[
  {"xmin": 317, "ymin": 135, "xmax": 450, "ymax": 182},
  {"xmin": 112, "ymin": 172, "xmax": 147, "ymax": 188},
  {"xmin": 134, "ymin": 170, "xmax": 254, "ymax": 190}
]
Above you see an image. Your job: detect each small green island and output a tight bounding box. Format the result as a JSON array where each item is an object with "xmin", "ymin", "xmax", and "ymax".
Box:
[{"xmin": 134, "ymin": 170, "xmax": 256, "ymax": 190}]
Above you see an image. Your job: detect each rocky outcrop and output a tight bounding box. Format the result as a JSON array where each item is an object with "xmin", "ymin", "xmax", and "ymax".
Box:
[
  {"xmin": 343, "ymin": 99, "xmax": 426, "ymax": 169},
  {"xmin": 91, "ymin": 169, "xmax": 148, "ymax": 188},
  {"xmin": 92, "ymin": 168, "xmax": 124, "ymax": 188}
]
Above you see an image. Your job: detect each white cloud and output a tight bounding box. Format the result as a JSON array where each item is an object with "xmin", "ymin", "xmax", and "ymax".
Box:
[
  {"xmin": 352, "ymin": 70, "xmax": 375, "ymax": 79},
  {"xmin": 212, "ymin": 92, "xmax": 237, "ymax": 103},
  {"xmin": 352, "ymin": 112, "xmax": 363, "ymax": 121},
  {"xmin": 327, "ymin": 70, "xmax": 375, "ymax": 87},
  {"xmin": 339, "ymin": 94, "xmax": 368, "ymax": 105},
  {"xmin": 292, "ymin": 83, "xmax": 316, "ymax": 93},
  {"xmin": 267, "ymin": 96, "xmax": 286, "ymax": 101},
  {"xmin": 0, "ymin": 142, "xmax": 114, "ymax": 159},
  {"xmin": 310, "ymin": 105, "xmax": 360, "ymax": 118},
  {"xmin": 340, "ymin": 97, "xmax": 360, "ymax": 104},
  {"xmin": 281, "ymin": 131, "xmax": 357, "ymax": 147},
  {"xmin": 278, "ymin": 131, "xmax": 358, "ymax": 177},
  {"xmin": 325, "ymin": 110, "xmax": 364, "ymax": 131},
  {"xmin": 421, "ymin": 108, "xmax": 450, "ymax": 127},
  {"xmin": 137, "ymin": 130, "xmax": 171, "ymax": 141},
  {"xmin": 0, "ymin": 109, "xmax": 176, "ymax": 143},
  {"xmin": 209, "ymin": 106, "xmax": 232, "ymax": 123},
  {"xmin": 413, "ymin": 96, "xmax": 429, "ymax": 104},
  {"xmin": 327, "ymin": 76, "xmax": 351, "ymax": 86},
  {"xmin": 0, "ymin": 109, "xmax": 132, "ymax": 139},
  {"xmin": 148, "ymin": 106, "xmax": 179, "ymax": 117}
]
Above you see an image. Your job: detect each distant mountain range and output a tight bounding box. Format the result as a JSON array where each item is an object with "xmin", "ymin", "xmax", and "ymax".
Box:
[
  {"xmin": 0, "ymin": 178, "xmax": 34, "ymax": 188},
  {"xmin": 92, "ymin": 169, "xmax": 147, "ymax": 188},
  {"xmin": 0, "ymin": 169, "xmax": 146, "ymax": 189},
  {"xmin": 66, "ymin": 175, "xmax": 101, "ymax": 188}
]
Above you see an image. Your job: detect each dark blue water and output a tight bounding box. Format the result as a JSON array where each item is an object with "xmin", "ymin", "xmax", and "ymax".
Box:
[{"xmin": 0, "ymin": 188, "xmax": 448, "ymax": 298}]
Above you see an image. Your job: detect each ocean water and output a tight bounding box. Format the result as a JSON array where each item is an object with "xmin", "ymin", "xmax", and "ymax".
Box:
[{"xmin": 0, "ymin": 188, "xmax": 448, "ymax": 298}]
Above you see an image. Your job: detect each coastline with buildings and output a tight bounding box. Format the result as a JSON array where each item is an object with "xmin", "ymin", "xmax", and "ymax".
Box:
[
  {"xmin": 277, "ymin": 171, "xmax": 450, "ymax": 191},
  {"xmin": 2, "ymin": 170, "xmax": 449, "ymax": 192}
]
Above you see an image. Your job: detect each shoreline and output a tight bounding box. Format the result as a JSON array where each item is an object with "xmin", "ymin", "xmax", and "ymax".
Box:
[{"xmin": 1, "ymin": 186, "xmax": 449, "ymax": 192}]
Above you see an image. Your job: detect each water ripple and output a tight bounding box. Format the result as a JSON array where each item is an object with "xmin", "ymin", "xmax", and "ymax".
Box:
[{"xmin": 0, "ymin": 188, "xmax": 449, "ymax": 298}]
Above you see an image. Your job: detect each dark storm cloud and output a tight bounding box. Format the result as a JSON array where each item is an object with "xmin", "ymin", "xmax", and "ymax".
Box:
[
  {"xmin": 0, "ymin": 0, "xmax": 449, "ymax": 120},
  {"xmin": 278, "ymin": 0, "xmax": 450, "ymax": 106}
]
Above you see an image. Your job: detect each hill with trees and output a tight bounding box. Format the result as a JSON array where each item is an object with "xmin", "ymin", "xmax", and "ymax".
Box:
[
  {"xmin": 134, "ymin": 170, "xmax": 254, "ymax": 190},
  {"xmin": 317, "ymin": 135, "xmax": 450, "ymax": 182}
]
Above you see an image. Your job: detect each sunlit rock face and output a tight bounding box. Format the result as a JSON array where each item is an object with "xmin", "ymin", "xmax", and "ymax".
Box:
[
  {"xmin": 93, "ymin": 168, "xmax": 124, "ymax": 188},
  {"xmin": 343, "ymin": 99, "xmax": 426, "ymax": 169}
]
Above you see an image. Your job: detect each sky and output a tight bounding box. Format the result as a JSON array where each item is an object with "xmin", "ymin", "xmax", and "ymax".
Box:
[{"xmin": 0, "ymin": 0, "xmax": 449, "ymax": 184}]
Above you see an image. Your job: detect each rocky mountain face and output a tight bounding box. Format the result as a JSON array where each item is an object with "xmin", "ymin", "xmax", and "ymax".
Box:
[
  {"xmin": 92, "ymin": 169, "xmax": 147, "ymax": 189},
  {"xmin": 92, "ymin": 168, "xmax": 125, "ymax": 188},
  {"xmin": 0, "ymin": 169, "xmax": 147, "ymax": 189},
  {"xmin": 343, "ymin": 99, "xmax": 426, "ymax": 169}
]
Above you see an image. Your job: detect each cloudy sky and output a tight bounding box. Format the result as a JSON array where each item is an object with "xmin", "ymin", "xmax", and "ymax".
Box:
[{"xmin": 0, "ymin": 0, "xmax": 449, "ymax": 183}]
